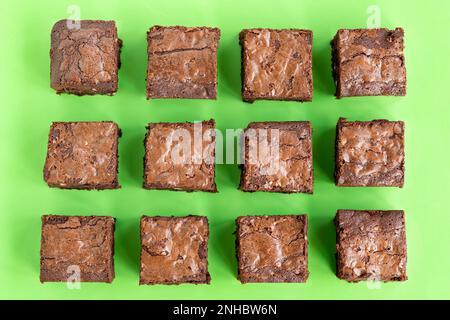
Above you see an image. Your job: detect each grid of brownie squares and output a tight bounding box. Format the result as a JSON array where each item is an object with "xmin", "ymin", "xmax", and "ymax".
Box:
[
  {"xmin": 331, "ymin": 28, "xmax": 406, "ymax": 98},
  {"xmin": 335, "ymin": 210, "xmax": 407, "ymax": 282},
  {"xmin": 139, "ymin": 216, "xmax": 210, "ymax": 285},
  {"xmin": 240, "ymin": 28, "xmax": 313, "ymax": 102},
  {"xmin": 239, "ymin": 121, "xmax": 313, "ymax": 193},
  {"xmin": 335, "ymin": 118, "xmax": 405, "ymax": 187},
  {"xmin": 236, "ymin": 215, "xmax": 308, "ymax": 283},
  {"xmin": 50, "ymin": 20, "xmax": 122, "ymax": 95},
  {"xmin": 43, "ymin": 121, "xmax": 121, "ymax": 190},
  {"xmin": 40, "ymin": 21, "xmax": 411, "ymax": 285},
  {"xmin": 146, "ymin": 26, "xmax": 220, "ymax": 99},
  {"xmin": 143, "ymin": 120, "xmax": 217, "ymax": 192},
  {"xmin": 40, "ymin": 215, "xmax": 115, "ymax": 283}
]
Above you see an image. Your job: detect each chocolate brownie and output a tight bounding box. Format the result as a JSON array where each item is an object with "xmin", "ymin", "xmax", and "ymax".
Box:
[
  {"xmin": 43, "ymin": 121, "xmax": 121, "ymax": 190},
  {"xmin": 239, "ymin": 121, "xmax": 313, "ymax": 193},
  {"xmin": 40, "ymin": 215, "xmax": 115, "ymax": 283},
  {"xmin": 139, "ymin": 216, "xmax": 210, "ymax": 285},
  {"xmin": 335, "ymin": 210, "xmax": 407, "ymax": 282},
  {"xmin": 143, "ymin": 120, "xmax": 217, "ymax": 192},
  {"xmin": 331, "ymin": 28, "xmax": 406, "ymax": 98},
  {"xmin": 146, "ymin": 26, "xmax": 220, "ymax": 99},
  {"xmin": 236, "ymin": 215, "xmax": 308, "ymax": 283},
  {"xmin": 240, "ymin": 28, "xmax": 313, "ymax": 102},
  {"xmin": 50, "ymin": 20, "xmax": 122, "ymax": 95},
  {"xmin": 335, "ymin": 118, "xmax": 404, "ymax": 187}
]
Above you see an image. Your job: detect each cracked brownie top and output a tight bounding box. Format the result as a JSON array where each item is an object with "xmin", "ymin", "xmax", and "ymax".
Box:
[
  {"xmin": 240, "ymin": 121, "xmax": 313, "ymax": 193},
  {"xmin": 146, "ymin": 26, "xmax": 220, "ymax": 99},
  {"xmin": 44, "ymin": 121, "xmax": 120, "ymax": 190},
  {"xmin": 335, "ymin": 210, "xmax": 407, "ymax": 282},
  {"xmin": 139, "ymin": 216, "xmax": 210, "ymax": 284},
  {"xmin": 240, "ymin": 28, "xmax": 313, "ymax": 102},
  {"xmin": 236, "ymin": 215, "xmax": 308, "ymax": 283},
  {"xmin": 143, "ymin": 120, "xmax": 217, "ymax": 192},
  {"xmin": 332, "ymin": 28, "xmax": 406, "ymax": 98},
  {"xmin": 50, "ymin": 20, "xmax": 121, "ymax": 95},
  {"xmin": 335, "ymin": 118, "xmax": 405, "ymax": 187},
  {"xmin": 40, "ymin": 215, "xmax": 115, "ymax": 283}
]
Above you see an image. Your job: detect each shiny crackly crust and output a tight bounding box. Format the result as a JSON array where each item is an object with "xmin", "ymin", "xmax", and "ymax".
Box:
[
  {"xmin": 331, "ymin": 28, "xmax": 406, "ymax": 98},
  {"xmin": 335, "ymin": 118, "xmax": 405, "ymax": 187},
  {"xmin": 335, "ymin": 210, "xmax": 407, "ymax": 282},
  {"xmin": 143, "ymin": 120, "xmax": 217, "ymax": 192},
  {"xmin": 240, "ymin": 28, "xmax": 313, "ymax": 102},
  {"xmin": 236, "ymin": 215, "xmax": 308, "ymax": 283},
  {"xmin": 139, "ymin": 216, "xmax": 210, "ymax": 285},
  {"xmin": 50, "ymin": 20, "xmax": 122, "ymax": 95},
  {"xmin": 40, "ymin": 215, "xmax": 115, "ymax": 283},
  {"xmin": 239, "ymin": 121, "xmax": 313, "ymax": 193},
  {"xmin": 43, "ymin": 121, "xmax": 120, "ymax": 190},
  {"xmin": 146, "ymin": 26, "xmax": 220, "ymax": 99}
]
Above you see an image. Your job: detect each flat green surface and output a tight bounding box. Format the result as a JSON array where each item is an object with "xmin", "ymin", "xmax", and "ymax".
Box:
[{"xmin": 1, "ymin": 0, "xmax": 449, "ymax": 299}]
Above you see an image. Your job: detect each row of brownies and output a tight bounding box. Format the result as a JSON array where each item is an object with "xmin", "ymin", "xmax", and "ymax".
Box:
[
  {"xmin": 50, "ymin": 20, "xmax": 407, "ymax": 100},
  {"xmin": 40, "ymin": 212, "xmax": 407, "ymax": 284},
  {"xmin": 43, "ymin": 119, "xmax": 405, "ymax": 191}
]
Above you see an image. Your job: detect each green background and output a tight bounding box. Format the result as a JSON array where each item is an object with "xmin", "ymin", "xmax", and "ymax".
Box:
[{"xmin": 1, "ymin": 0, "xmax": 449, "ymax": 299}]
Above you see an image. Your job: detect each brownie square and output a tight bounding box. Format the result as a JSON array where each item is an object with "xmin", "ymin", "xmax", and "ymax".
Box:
[
  {"xmin": 40, "ymin": 215, "xmax": 115, "ymax": 283},
  {"xmin": 139, "ymin": 216, "xmax": 210, "ymax": 285},
  {"xmin": 146, "ymin": 26, "xmax": 220, "ymax": 99},
  {"xmin": 143, "ymin": 120, "xmax": 217, "ymax": 192},
  {"xmin": 331, "ymin": 28, "xmax": 406, "ymax": 98},
  {"xmin": 335, "ymin": 210, "xmax": 407, "ymax": 282},
  {"xmin": 50, "ymin": 20, "xmax": 122, "ymax": 95},
  {"xmin": 335, "ymin": 118, "xmax": 404, "ymax": 187},
  {"xmin": 43, "ymin": 121, "xmax": 120, "ymax": 190},
  {"xmin": 240, "ymin": 28, "xmax": 313, "ymax": 102},
  {"xmin": 239, "ymin": 121, "xmax": 313, "ymax": 193},
  {"xmin": 236, "ymin": 215, "xmax": 308, "ymax": 283}
]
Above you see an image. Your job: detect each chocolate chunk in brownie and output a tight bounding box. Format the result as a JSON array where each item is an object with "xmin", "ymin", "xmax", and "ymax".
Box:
[
  {"xmin": 139, "ymin": 216, "xmax": 210, "ymax": 285},
  {"xmin": 50, "ymin": 20, "xmax": 122, "ymax": 95},
  {"xmin": 335, "ymin": 210, "xmax": 407, "ymax": 282},
  {"xmin": 239, "ymin": 121, "xmax": 313, "ymax": 193},
  {"xmin": 331, "ymin": 28, "xmax": 406, "ymax": 98},
  {"xmin": 240, "ymin": 28, "xmax": 313, "ymax": 102},
  {"xmin": 43, "ymin": 121, "xmax": 121, "ymax": 190},
  {"xmin": 146, "ymin": 26, "xmax": 220, "ymax": 99},
  {"xmin": 143, "ymin": 120, "xmax": 217, "ymax": 192},
  {"xmin": 40, "ymin": 215, "xmax": 115, "ymax": 283},
  {"xmin": 335, "ymin": 118, "xmax": 404, "ymax": 187},
  {"xmin": 236, "ymin": 215, "xmax": 308, "ymax": 283}
]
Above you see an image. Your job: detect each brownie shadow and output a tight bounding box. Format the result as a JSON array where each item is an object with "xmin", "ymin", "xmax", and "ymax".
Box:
[
  {"xmin": 10, "ymin": 214, "xmax": 41, "ymax": 277},
  {"xmin": 314, "ymin": 127, "xmax": 335, "ymax": 183},
  {"xmin": 218, "ymin": 34, "xmax": 241, "ymax": 100},
  {"xmin": 310, "ymin": 215, "xmax": 336, "ymax": 274},
  {"xmin": 212, "ymin": 219, "xmax": 238, "ymax": 277},
  {"xmin": 120, "ymin": 129, "xmax": 145, "ymax": 188},
  {"xmin": 216, "ymin": 164, "xmax": 240, "ymax": 191},
  {"xmin": 213, "ymin": 124, "xmax": 240, "ymax": 189},
  {"xmin": 119, "ymin": 33, "xmax": 147, "ymax": 97},
  {"xmin": 22, "ymin": 16, "xmax": 51, "ymax": 86},
  {"xmin": 115, "ymin": 217, "xmax": 141, "ymax": 276},
  {"xmin": 312, "ymin": 41, "xmax": 335, "ymax": 96},
  {"xmin": 216, "ymin": 133, "xmax": 241, "ymax": 190}
]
